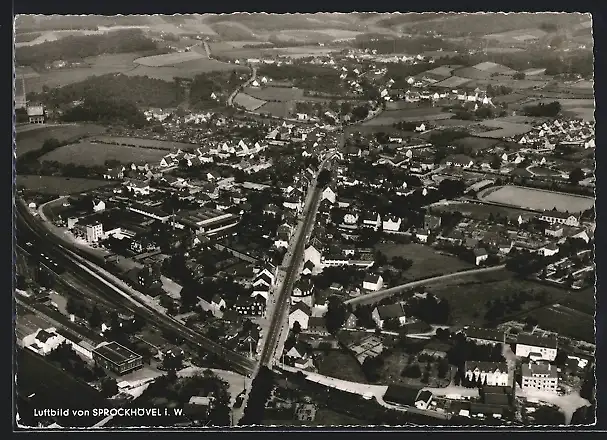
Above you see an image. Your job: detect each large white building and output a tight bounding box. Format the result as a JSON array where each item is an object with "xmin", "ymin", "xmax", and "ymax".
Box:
[
  {"xmin": 521, "ymin": 362, "xmax": 558, "ymax": 393},
  {"xmin": 86, "ymin": 223, "xmax": 104, "ymax": 243},
  {"xmin": 515, "ymin": 334, "xmax": 558, "ymax": 362},
  {"xmin": 539, "ymin": 210, "xmax": 580, "ymax": 227},
  {"xmin": 289, "ymin": 302, "xmax": 311, "ymax": 330},
  {"xmin": 464, "ymin": 361, "xmax": 510, "ymax": 387}
]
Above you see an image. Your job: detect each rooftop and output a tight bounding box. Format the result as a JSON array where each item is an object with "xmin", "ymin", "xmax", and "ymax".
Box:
[
  {"xmin": 93, "ymin": 341, "xmax": 142, "ymax": 366},
  {"xmin": 516, "ymin": 333, "xmax": 558, "ymax": 349}
]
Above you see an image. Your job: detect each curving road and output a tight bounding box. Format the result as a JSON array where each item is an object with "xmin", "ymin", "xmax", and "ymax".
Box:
[
  {"xmin": 228, "ymin": 66, "xmax": 257, "ymax": 107},
  {"xmin": 345, "ymin": 264, "xmax": 507, "ymax": 307}
]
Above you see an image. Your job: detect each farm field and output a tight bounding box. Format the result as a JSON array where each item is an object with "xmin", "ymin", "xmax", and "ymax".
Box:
[
  {"xmin": 233, "ymin": 92, "xmax": 267, "ymax": 111},
  {"xmin": 525, "ymin": 302, "xmax": 594, "ymax": 343},
  {"xmin": 256, "ymin": 101, "xmax": 295, "ymax": 118},
  {"xmin": 478, "ymin": 185, "xmax": 594, "ymax": 212},
  {"xmin": 474, "ymin": 120, "xmax": 535, "ymax": 139},
  {"xmin": 17, "ymin": 175, "xmax": 113, "ymax": 195},
  {"xmin": 430, "ymin": 201, "xmax": 537, "ymax": 222},
  {"xmin": 124, "ymin": 58, "xmax": 247, "ymax": 81},
  {"xmin": 91, "ymin": 136, "xmax": 199, "ymax": 151},
  {"xmin": 425, "ymin": 272, "xmax": 569, "ymax": 326},
  {"xmin": 244, "ymin": 86, "xmax": 305, "ymax": 101},
  {"xmin": 435, "ymin": 76, "xmax": 472, "ymax": 88},
  {"xmin": 210, "ymin": 43, "xmax": 339, "ymax": 60},
  {"xmin": 375, "ymin": 243, "xmax": 474, "ymax": 280},
  {"xmin": 453, "ymin": 136, "xmax": 501, "ymax": 152},
  {"xmin": 134, "ymin": 51, "xmax": 206, "ymax": 67},
  {"xmin": 41, "ymin": 141, "xmax": 169, "ymax": 166},
  {"xmin": 482, "ymin": 28, "xmax": 547, "ymax": 43},
  {"xmin": 16, "ymin": 123, "xmax": 108, "ymax": 157}
]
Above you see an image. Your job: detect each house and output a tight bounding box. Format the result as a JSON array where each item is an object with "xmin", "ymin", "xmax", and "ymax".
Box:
[
  {"xmin": 382, "ymin": 216, "xmax": 402, "ymax": 233},
  {"xmin": 344, "ymin": 313, "xmax": 358, "ymax": 329},
  {"xmin": 446, "ymin": 154, "xmax": 474, "ymax": 168},
  {"xmin": 211, "ymin": 294, "xmax": 227, "ymax": 315},
  {"xmin": 302, "ymin": 260, "xmax": 315, "ymax": 276},
  {"xmin": 372, "ymin": 303, "xmax": 406, "ymax": 329},
  {"xmin": 363, "ymin": 274, "xmax": 384, "ymax": 292},
  {"xmin": 419, "ymin": 341, "xmax": 450, "ymax": 359},
  {"xmin": 304, "ymin": 245, "xmax": 322, "ymax": 267},
  {"xmin": 306, "ymin": 316, "xmax": 329, "ymax": 336},
  {"xmin": 521, "ymin": 362, "xmax": 558, "ymax": 393},
  {"xmin": 544, "ymin": 224, "xmax": 564, "ymax": 238},
  {"xmin": 382, "ymin": 384, "xmax": 424, "ymax": 407},
  {"xmin": 233, "ymin": 296, "xmax": 265, "ymax": 317},
  {"xmin": 263, "ymin": 203, "xmax": 281, "ymax": 217},
  {"xmin": 289, "ymin": 302, "xmax": 311, "ymax": 330},
  {"xmin": 538, "ymin": 242, "xmax": 559, "ymax": 257},
  {"xmin": 285, "ymin": 341, "xmax": 309, "ymax": 360},
  {"xmin": 103, "ymin": 166, "xmax": 125, "ymax": 180},
  {"xmin": 464, "ymin": 361, "xmax": 510, "ymax": 386},
  {"xmin": 27, "ymin": 329, "xmax": 65, "ymax": 356},
  {"xmin": 125, "ymin": 179, "xmax": 151, "ymax": 195},
  {"xmin": 184, "ymin": 395, "xmax": 214, "ymax": 418},
  {"xmin": 464, "ymin": 327, "xmax": 505, "ymax": 345},
  {"xmin": 291, "ymin": 278, "xmax": 315, "ymax": 308},
  {"xmin": 414, "ymin": 390, "xmax": 434, "ymax": 410},
  {"xmin": 424, "ymin": 214, "xmax": 442, "ymax": 232},
  {"xmin": 92, "ymin": 199, "xmax": 106, "ymax": 213},
  {"xmin": 539, "ymin": 210, "xmax": 580, "ymax": 227},
  {"xmin": 27, "ymin": 105, "xmax": 45, "ymax": 124},
  {"xmin": 474, "ymin": 248, "xmax": 489, "ymax": 266},
  {"xmin": 321, "ymin": 186, "xmax": 337, "ymax": 204},
  {"xmin": 515, "ymin": 334, "xmax": 558, "ymax": 362},
  {"xmin": 362, "ymin": 212, "xmax": 382, "ymax": 231}
]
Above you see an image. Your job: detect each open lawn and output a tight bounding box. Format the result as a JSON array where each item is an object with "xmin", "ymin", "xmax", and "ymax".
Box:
[
  {"xmin": 256, "ymin": 101, "xmax": 295, "ymax": 118},
  {"xmin": 435, "ymin": 76, "xmax": 473, "ymax": 88},
  {"xmin": 41, "ymin": 141, "xmax": 168, "ymax": 166},
  {"xmin": 91, "ymin": 136, "xmax": 198, "ymax": 151},
  {"xmin": 482, "ymin": 28, "xmax": 547, "ymax": 43},
  {"xmin": 244, "ymin": 86, "xmax": 304, "ymax": 101},
  {"xmin": 233, "ymin": 92, "xmax": 267, "ymax": 110},
  {"xmin": 426, "ymin": 272, "xmax": 570, "ymax": 326},
  {"xmin": 478, "ymin": 185, "xmax": 594, "ymax": 213},
  {"xmin": 17, "ymin": 175, "xmax": 113, "ymax": 195},
  {"xmin": 558, "ymin": 287, "xmax": 595, "ymax": 316},
  {"xmin": 430, "ymin": 201, "xmax": 537, "ymax": 222},
  {"xmin": 211, "ymin": 43, "xmax": 339, "ymax": 60},
  {"xmin": 375, "ymin": 243, "xmax": 474, "ymax": 279},
  {"xmin": 123, "ymin": 58, "xmax": 246, "ymax": 81},
  {"xmin": 134, "ymin": 51, "xmax": 206, "ymax": 67},
  {"xmin": 525, "ymin": 304, "xmax": 594, "ymax": 343},
  {"xmin": 453, "ymin": 136, "xmax": 500, "ymax": 152},
  {"xmin": 363, "ymin": 108, "xmax": 452, "ymax": 126},
  {"xmin": 314, "ymin": 350, "xmax": 368, "ymax": 384},
  {"xmin": 16, "ymin": 124, "xmax": 108, "ymax": 157}
]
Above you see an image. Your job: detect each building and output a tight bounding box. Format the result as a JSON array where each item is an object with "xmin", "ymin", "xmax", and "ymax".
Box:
[
  {"xmin": 474, "ymin": 248, "xmax": 489, "ymax": 265},
  {"xmin": 372, "ymin": 303, "xmax": 406, "ymax": 329},
  {"xmin": 27, "ymin": 105, "xmax": 45, "ymax": 124},
  {"xmin": 382, "ymin": 385, "xmax": 425, "ymax": 407},
  {"xmin": 291, "ymin": 278, "xmax": 315, "ymax": 308},
  {"xmin": 128, "ymin": 203, "xmax": 171, "ymax": 222},
  {"xmin": 419, "ymin": 341, "xmax": 450, "ymax": 359},
  {"xmin": 415, "ymin": 390, "xmax": 434, "ymax": 410},
  {"xmin": 92, "ymin": 341, "xmax": 143, "ymax": 375},
  {"xmin": 464, "ymin": 361, "xmax": 510, "ymax": 386},
  {"xmin": 362, "ymin": 212, "xmax": 382, "ymax": 231},
  {"xmin": 302, "ymin": 260, "xmax": 315, "ymax": 276},
  {"xmin": 306, "ymin": 316, "xmax": 329, "ymax": 336},
  {"xmin": 363, "ymin": 274, "xmax": 384, "ymax": 292},
  {"xmin": 184, "ymin": 395, "xmax": 214, "ymax": 418},
  {"xmin": 539, "ymin": 210, "xmax": 580, "ymax": 227},
  {"xmin": 515, "ymin": 334, "xmax": 558, "ymax": 362},
  {"xmin": 304, "ymin": 245, "xmax": 322, "ymax": 268},
  {"xmin": 233, "ymin": 296, "xmax": 265, "ymax": 317},
  {"xmin": 538, "ymin": 242, "xmax": 560, "ymax": 257},
  {"xmin": 521, "ymin": 362, "xmax": 558, "ymax": 393},
  {"xmin": 124, "ymin": 179, "xmax": 151, "ymax": 195},
  {"xmin": 545, "ymin": 224, "xmax": 564, "ymax": 238},
  {"xmin": 177, "ymin": 208, "xmax": 241, "ymax": 237},
  {"xmin": 27, "ymin": 328, "xmax": 65, "ymax": 356},
  {"xmin": 15, "ymin": 314, "xmax": 55, "ymax": 347},
  {"xmin": 464, "ymin": 327, "xmax": 506, "ymax": 345},
  {"xmin": 289, "ymin": 302, "xmax": 311, "ymax": 330},
  {"xmin": 321, "ymin": 186, "xmax": 337, "ymax": 204},
  {"xmin": 382, "ymin": 216, "xmax": 402, "ymax": 233},
  {"xmin": 85, "ymin": 223, "xmax": 104, "ymax": 243}
]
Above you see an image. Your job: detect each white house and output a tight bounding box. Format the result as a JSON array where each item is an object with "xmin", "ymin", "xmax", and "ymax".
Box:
[
  {"xmin": 474, "ymin": 248, "xmax": 489, "ymax": 265},
  {"xmin": 464, "ymin": 361, "xmax": 510, "ymax": 386},
  {"xmin": 539, "ymin": 210, "xmax": 580, "ymax": 227},
  {"xmin": 521, "ymin": 362, "xmax": 558, "ymax": 393},
  {"xmin": 289, "ymin": 302, "xmax": 311, "ymax": 330},
  {"xmin": 515, "ymin": 334, "xmax": 558, "ymax": 362},
  {"xmin": 538, "ymin": 242, "xmax": 559, "ymax": 257},
  {"xmin": 382, "ymin": 216, "xmax": 402, "ymax": 233},
  {"xmin": 27, "ymin": 328, "xmax": 65, "ymax": 356},
  {"xmin": 322, "ymin": 186, "xmax": 337, "ymax": 204},
  {"xmin": 92, "ymin": 200, "xmax": 106, "ymax": 213},
  {"xmin": 363, "ymin": 274, "xmax": 384, "ymax": 292},
  {"xmin": 372, "ymin": 303, "xmax": 406, "ymax": 329},
  {"xmin": 304, "ymin": 245, "xmax": 322, "ymax": 267},
  {"xmin": 414, "ymin": 390, "xmax": 434, "ymax": 410},
  {"xmin": 343, "ymin": 212, "xmax": 359, "ymax": 225}
]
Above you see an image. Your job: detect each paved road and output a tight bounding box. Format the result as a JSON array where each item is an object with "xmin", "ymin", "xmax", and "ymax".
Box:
[
  {"xmin": 228, "ymin": 66, "xmax": 257, "ymax": 107},
  {"xmin": 344, "ymin": 265, "xmax": 507, "ymax": 306},
  {"xmin": 16, "ymin": 201, "xmax": 256, "ymax": 376}
]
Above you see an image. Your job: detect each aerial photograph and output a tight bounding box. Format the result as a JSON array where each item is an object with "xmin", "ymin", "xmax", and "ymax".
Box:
[{"xmin": 13, "ymin": 12, "xmax": 595, "ymax": 429}]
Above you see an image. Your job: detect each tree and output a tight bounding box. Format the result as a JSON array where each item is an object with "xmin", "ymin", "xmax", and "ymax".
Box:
[
  {"xmin": 100, "ymin": 377, "xmax": 118, "ymax": 398},
  {"xmin": 569, "ymin": 167, "xmax": 585, "ymax": 185},
  {"xmin": 383, "ymin": 317, "xmax": 401, "ymax": 331},
  {"xmin": 421, "ymin": 369, "xmax": 430, "ymax": 384},
  {"xmin": 513, "ymin": 72, "xmax": 526, "ymax": 80},
  {"xmin": 88, "ymin": 305, "xmax": 102, "ymax": 329},
  {"xmin": 162, "ymin": 352, "xmax": 184, "ymax": 371},
  {"xmin": 317, "ymin": 169, "xmax": 332, "ymax": 187},
  {"xmin": 324, "ymin": 297, "xmax": 347, "ymax": 334},
  {"xmin": 292, "ymin": 321, "xmax": 302, "ymax": 334},
  {"xmin": 490, "ymin": 156, "xmax": 502, "ymax": 170},
  {"xmin": 437, "ymin": 358, "xmax": 450, "ymax": 379},
  {"xmin": 401, "ymin": 364, "xmax": 422, "ymax": 378}
]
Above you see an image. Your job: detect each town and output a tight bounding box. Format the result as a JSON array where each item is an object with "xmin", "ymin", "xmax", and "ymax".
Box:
[{"xmin": 14, "ymin": 12, "xmax": 595, "ymax": 429}]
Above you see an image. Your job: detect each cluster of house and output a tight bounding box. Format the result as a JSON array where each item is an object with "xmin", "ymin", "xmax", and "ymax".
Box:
[{"xmin": 516, "ymin": 119, "xmax": 595, "ymax": 149}]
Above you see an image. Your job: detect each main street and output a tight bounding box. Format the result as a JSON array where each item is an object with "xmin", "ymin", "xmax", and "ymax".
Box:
[{"xmin": 16, "ymin": 202, "xmax": 256, "ymax": 376}]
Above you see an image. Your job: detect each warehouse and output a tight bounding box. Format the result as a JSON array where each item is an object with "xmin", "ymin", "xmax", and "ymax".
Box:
[{"xmin": 92, "ymin": 341, "xmax": 143, "ymax": 375}]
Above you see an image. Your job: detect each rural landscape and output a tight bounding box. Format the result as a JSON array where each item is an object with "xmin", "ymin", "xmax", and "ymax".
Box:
[{"xmin": 14, "ymin": 13, "xmax": 595, "ymax": 430}]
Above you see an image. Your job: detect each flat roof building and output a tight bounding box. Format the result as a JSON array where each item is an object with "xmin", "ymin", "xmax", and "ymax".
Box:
[{"xmin": 92, "ymin": 341, "xmax": 143, "ymax": 375}]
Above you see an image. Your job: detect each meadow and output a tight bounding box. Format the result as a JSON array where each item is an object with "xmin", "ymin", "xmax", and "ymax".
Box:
[
  {"xmin": 430, "ymin": 201, "xmax": 537, "ymax": 222},
  {"xmin": 362, "ymin": 107, "xmax": 451, "ymax": 126},
  {"xmin": 41, "ymin": 141, "xmax": 169, "ymax": 166},
  {"xmin": 91, "ymin": 136, "xmax": 199, "ymax": 151},
  {"xmin": 256, "ymin": 101, "xmax": 295, "ymax": 118},
  {"xmin": 16, "ymin": 123, "xmax": 107, "ymax": 157},
  {"xmin": 243, "ymin": 86, "xmax": 305, "ymax": 101},
  {"xmin": 233, "ymin": 92, "xmax": 267, "ymax": 111},
  {"xmin": 134, "ymin": 51, "xmax": 206, "ymax": 66},
  {"xmin": 474, "ymin": 119, "xmax": 535, "ymax": 139},
  {"xmin": 478, "ymin": 185, "xmax": 595, "ymax": 212},
  {"xmin": 124, "ymin": 58, "xmax": 247, "ymax": 81},
  {"xmin": 17, "ymin": 175, "xmax": 113, "ymax": 195}
]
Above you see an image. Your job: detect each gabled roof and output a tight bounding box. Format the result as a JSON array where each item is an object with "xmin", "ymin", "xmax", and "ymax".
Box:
[
  {"xmin": 516, "ymin": 333, "xmax": 558, "ymax": 349},
  {"xmin": 465, "ymin": 361, "xmax": 508, "ymax": 373},
  {"xmin": 290, "ymin": 301, "xmax": 312, "ymax": 316},
  {"xmin": 364, "ymin": 274, "xmax": 382, "ymax": 284},
  {"xmin": 376, "ymin": 303, "xmax": 405, "ymax": 319}
]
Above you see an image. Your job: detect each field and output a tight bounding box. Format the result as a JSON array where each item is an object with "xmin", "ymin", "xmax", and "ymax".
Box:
[
  {"xmin": 210, "ymin": 43, "xmax": 339, "ymax": 60},
  {"xmin": 528, "ymin": 166, "xmax": 561, "ymax": 177},
  {"xmin": 425, "ymin": 271, "xmax": 569, "ymax": 326},
  {"xmin": 256, "ymin": 101, "xmax": 295, "ymax": 118},
  {"xmin": 478, "ymin": 185, "xmax": 595, "ymax": 213},
  {"xmin": 16, "ymin": 123, "xmax": 108, "ymax": 157},
  {"xmin": 435, "ymin": 76, "xmax": 472, "ymax": 88},
  {"xmin": 523, "ymin": 98, "xmax": 595, "ymax": 121},
  {"xmin": 430, "ymin": 201, "xmax": 537, "ymax": 222},
  {"xmin": 91, "ymin": 136, "xmax": 198, "ymax": 151},
  {"xmin": 315, "ymin": 350, "xmax": 367, "ymax": 383},
  {"xmin": 233, "ymin": 92, "xmax": 267, "ymax": 111},
  {"xmin": 482, "ymin": 28, "xmax": 547, "ymax": 43},
  {"xmin": 474, "ymin": 119, "xmax": 535, "ymax": 139},
  {"xmin": 453, "ymin": 136, "xmax": 501, "ymax": 152},
  {"xmin": 526, "ymin": 303, "xmax": 594, "ymax": 343},
  {"xmin": 124, "ymin": 58, "xmax": 247, "ymax": 81},
  {"xmin": 16, "ymin": 175, "xmax": 113, "ymax": 195},
  {"xmin": 375, "ymin": 243, "xmax": 474, "ymax": 279},
  {"xmin": 134, "ymin": 51, "xmax": 207, "ymax": 67},
  {"xmin": 244, "ymin": 86, "xmax": 304, "ymax": 101},
  {"xmin": 362, "ymin": 108, "xmax": 452, "ymax": 126},
  {"xmin": 41, "ymin": 141, "xmax": 168, "ymax": 166},
  {"xmin": 472, "ymin": 61, "xmax": 516, "ymax": 75}
]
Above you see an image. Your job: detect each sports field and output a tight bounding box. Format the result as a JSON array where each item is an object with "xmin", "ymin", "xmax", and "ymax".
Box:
[
  {"xmin": 244, "ymin": 86, "xmax": 304, "ymax": 101},
  {"xmin": 234, "ymin": 92, "xmax": 267, "ymax": 111},
  {"xmin": 41, "ymin": 141, "xmax": 168, "ymax": 166},
  {"xmin": 17, "ymin": 175, "xmax": 113, "ymax": 195},
  {"xmin": 478, "ymin": 185, "xmax": 594, "ymax": 213}
]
